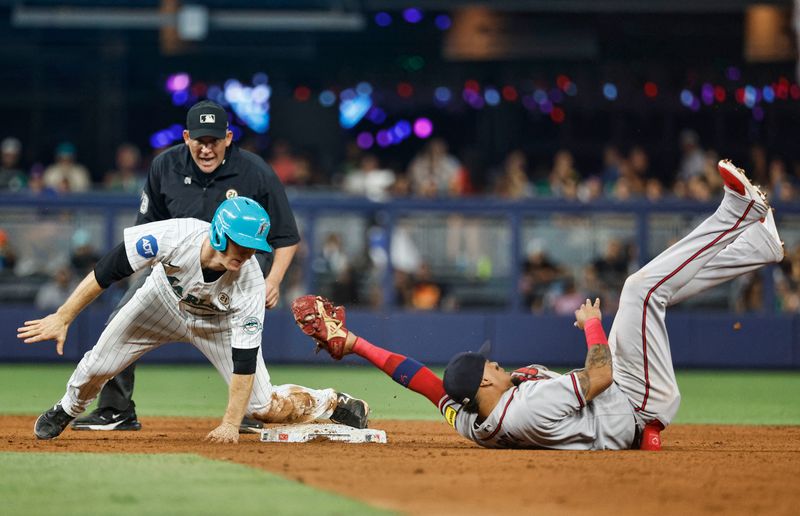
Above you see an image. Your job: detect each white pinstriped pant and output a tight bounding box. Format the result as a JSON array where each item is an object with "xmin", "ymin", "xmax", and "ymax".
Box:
[
  {"xmin": 609, "ymin": 189, "xmax": 775, "ymax": 428},
  {"xmin": 59, "ymin": 275, "xmax": 337, "ymax": 422}
]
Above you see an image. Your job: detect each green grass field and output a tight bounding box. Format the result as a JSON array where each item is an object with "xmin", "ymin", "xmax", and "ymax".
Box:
[{"xmin": 2, "ymin": 364, "xmax": 799, "ymax": 515}]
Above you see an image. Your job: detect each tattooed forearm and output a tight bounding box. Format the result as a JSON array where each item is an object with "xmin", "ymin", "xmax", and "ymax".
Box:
[
  {"xmin": 575, "ymin": 345, "xmax": 613, "ymax": 401},
  {"xmin": 585, "ymin": 344, "xmax": 612, "ymax": 370},
  {"xmin": 576, "ymin": 369, "xmax": 591, "ymax": 398}
]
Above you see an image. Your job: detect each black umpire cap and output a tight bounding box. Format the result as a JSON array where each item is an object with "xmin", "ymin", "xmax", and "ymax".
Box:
[
  {"xmin": 186, "ymin": 100, "xmax": 229, "ymax": 139},
  {"xmin": 443, "ymin": 340, "xmax": 492, "ymax": 405}
]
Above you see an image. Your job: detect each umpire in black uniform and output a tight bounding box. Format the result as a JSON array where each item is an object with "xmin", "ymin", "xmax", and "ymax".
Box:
[{"xmin": 72, "ymin": 100, "xmax": 300, "ymax": 433}]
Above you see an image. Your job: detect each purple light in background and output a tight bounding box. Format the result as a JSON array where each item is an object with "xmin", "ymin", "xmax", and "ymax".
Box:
[
  {"xmin": 701, "ymin": 83, "xmax": 714, "ymax": 105},
  {"xmin": 689, "ymin": 98, "xmax": 701, "ymax": 112},
  {"xmin": 468, "ymin": 95, "xmax": 485, "ymax": 109},
  {"xmin": 367, "ymin": 107, "xmax": 386, "ymax": 124},
  {"xmin": 166, "ymin": 73, "xmax": 190, "ymax": 92},
  {"xmin": 413, "ymin": 118, "xmax": 433, "ymax": 138},
  {"xmin": 167, "ymin": 124, "xmax": 184, "ymax": 140},
  {"xmin": 539, "ymin": 100, "xmax": 553, "ymax": 114},
  {"xmin": 726, "ymin": 66, "xmax": 741, "ymax": 81},
  {"xmin": 522, "ymin": 95, "xmax": 538, "ymax": 111},
  {"xmin": 434, "ymin": 14, "xmax": 451, "ymax": 30},
  {"xmin": 207, "ymin": 86, "xmax": 222, "ymax": 101},
  {"xmin": 375, "ymin": 12, "xmax": 392, "ymax": 27},
  {"xmin": 149, "ymin": 133, "xmax": 169, "ymax": 148},
  {"xmin": 462, "ymin": 89, "xmax": 479, "ymax": 103},
  {"xmin": 376, "ymin": 130, "xmax": 393, "ymax": 147},
  {"xmin": 356, "ymin": 132, "xmax": 374, "ymax": 149},
  {"xmin": 533, "ymin": 89, "xmax": 548, "ymax": 104},
  {"xmin": 395, "ymin": 120, "xmax": 412, "ymax": 138},
  {"xmin": 171, "ymin": 90, "xmax": 190, "ymax": 106},
  {"xmin": 403, "ymin": 8, "xmax": 423, "ymax": 23},
  {"xmin": 548, "ymin": 88, "xmax": 564, "ymax": 103}
]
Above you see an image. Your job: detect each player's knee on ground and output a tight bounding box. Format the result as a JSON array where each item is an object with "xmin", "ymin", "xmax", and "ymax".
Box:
[{"xmin": 252, "ymin": 391, "xmax": 318, "ymax": 424}]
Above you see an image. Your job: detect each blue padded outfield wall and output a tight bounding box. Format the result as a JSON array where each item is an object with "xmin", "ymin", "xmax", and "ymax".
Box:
[{"xmin": 1, "ymin": 306, "xmax": 798, "ymax": 368}]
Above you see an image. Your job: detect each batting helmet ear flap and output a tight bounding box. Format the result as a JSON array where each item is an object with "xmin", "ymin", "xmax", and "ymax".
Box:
[{"xmin": 209, "ymin": 221, "xmax": 227, "ymax": 251}]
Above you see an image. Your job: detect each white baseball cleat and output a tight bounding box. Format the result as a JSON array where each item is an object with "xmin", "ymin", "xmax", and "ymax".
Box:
[{"xmin": 717, "ymin": 159, "xmax": 768, "ymax": 209}]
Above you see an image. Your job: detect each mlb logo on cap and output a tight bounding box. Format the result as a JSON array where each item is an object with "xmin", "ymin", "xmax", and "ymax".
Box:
[{"xmin": 186, "ymin": 100, "xmax": 228, "ymax": 139}]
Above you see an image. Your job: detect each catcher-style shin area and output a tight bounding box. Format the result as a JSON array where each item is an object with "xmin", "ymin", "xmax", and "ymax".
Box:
[{"xmin": 259, "ymin": 423, "xmax": 387, "ymax": 444}]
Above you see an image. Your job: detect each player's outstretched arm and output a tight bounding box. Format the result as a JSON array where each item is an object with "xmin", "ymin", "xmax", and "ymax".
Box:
[
  {"xmin": 573, "ymin": 298, "xmax": 613, "ymax": 402},
  {"xmin": 16, "ymin": 271, "xmax": 105, "ymax": 355},
  {"xmin": 291, "ymin": 295, "xmax": 447, "ymax": 407},
  {"xmin": 347, "ymin": 332, "xmax": 447, "ymax": 407},
  {"xmin": 206, "ymin": 373, "xmax": 255, "ymax": 444}
]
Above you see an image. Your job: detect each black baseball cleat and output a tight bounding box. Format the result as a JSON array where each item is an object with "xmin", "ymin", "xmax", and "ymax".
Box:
[
  {"xmin": 330, "ymin": 392, "xmax": 369, "ymax": 429},
  {"xmin": 239, "ymin": 416, "xmax": 264, "ymax": 434},
  {"xmin": 34, "ymin": 404, "xmax": 75, "ymax": 440},
  {"xmin": 71, "ymin": 405, "xmax": 142, "ymax": 431}
]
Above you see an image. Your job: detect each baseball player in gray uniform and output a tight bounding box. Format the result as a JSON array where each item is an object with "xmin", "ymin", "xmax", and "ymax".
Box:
[
  {"xmin": 19, "ymin": 196, "xmax": 368, "ymax": 442},
  {"xmin": 291, "ymin": 160, "xmax": 783, "ymax": 450}
]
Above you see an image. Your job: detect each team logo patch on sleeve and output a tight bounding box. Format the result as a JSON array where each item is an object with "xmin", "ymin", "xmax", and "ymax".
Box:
[
  {"xmin": 136, "ymin": 235, "xmax": 158, "ymax": 258},
  {"xmin": 242, "ymin": 317, "xmax": 263, "ymax": 334},
  {"xmin": 444, "ymin": 406, "xmax": 458, "ymax": 428}
]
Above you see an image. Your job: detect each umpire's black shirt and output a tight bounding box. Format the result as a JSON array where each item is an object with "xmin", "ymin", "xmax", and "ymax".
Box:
[{"xmin": 136, "ymin": 143, "xmax": 300, "ymax": 274}]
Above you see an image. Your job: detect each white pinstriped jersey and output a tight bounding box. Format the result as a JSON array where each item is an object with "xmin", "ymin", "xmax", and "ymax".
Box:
[
  {"xmin": 123, "ymin": 218, "xmax": 266, "ymax": 350},
  {"xmin": 439, "ymin": 367, "xmax": 637, "ymax": 450}
]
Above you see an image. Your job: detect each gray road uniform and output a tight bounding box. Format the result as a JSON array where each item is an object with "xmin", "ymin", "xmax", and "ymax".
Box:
[
  {"xmin": 439, "ymin": 185, "xmax": 776, "ymax": 450},
  {"xmin": 59, "ymin": 218, "xmax": 337, "ymax": 421},
  {"xmin": 445, "ymin": 367, "xmax": 637, "ymax": 450}
]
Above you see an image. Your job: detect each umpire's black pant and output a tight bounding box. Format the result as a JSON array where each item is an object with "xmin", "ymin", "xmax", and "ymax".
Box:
[{"xmin": 96, "ymin": 271, "xmax": 150, "ymax": 412}]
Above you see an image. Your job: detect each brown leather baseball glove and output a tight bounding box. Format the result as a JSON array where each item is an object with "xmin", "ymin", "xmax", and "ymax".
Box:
[{"xmin": 290, "ymin": 295, "xmax": 349, "ymax": 360}]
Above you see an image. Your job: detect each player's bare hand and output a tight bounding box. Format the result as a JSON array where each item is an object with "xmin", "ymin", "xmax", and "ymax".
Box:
[
  {"xmin": 205, "ymin": 422, "xmax": 240, "ymax": 444},
  {"xmin": 573, "ymin": 298, "xmax": 602, "ymax": 330},
  {"xmin": 16, "ymin": 313, "xmax": 70, "ymax": 355},
  {"xmin": 265, "ymin": 278, "xmax": 280, "ymax": 309}
]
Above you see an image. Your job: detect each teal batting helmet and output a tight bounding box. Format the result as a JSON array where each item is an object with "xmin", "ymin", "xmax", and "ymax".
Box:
[{"xmin": 209, "ymin": 197, "xmax": 272, "ymax": 253}]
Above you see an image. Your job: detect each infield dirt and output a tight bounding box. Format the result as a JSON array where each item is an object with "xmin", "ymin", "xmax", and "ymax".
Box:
[{"xmin": 2, "ymin": 416, "xmax": 798, "ymax": 515}]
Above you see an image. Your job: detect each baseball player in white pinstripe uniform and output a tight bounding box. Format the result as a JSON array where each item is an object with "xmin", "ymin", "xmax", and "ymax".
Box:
[
  {"xmin": 19, "ymin": 196, "xmax": 368, "ymax": 442},
  {"xmin": 292, "ymin": 160, "xmax": 783, "ymax": 450}
]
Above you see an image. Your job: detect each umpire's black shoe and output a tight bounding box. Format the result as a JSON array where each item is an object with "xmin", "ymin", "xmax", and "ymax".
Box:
[
  {"xmin": 34, "ymin": 404, "xmax": 75, "ymax": 440},
  {"xmin": 71, "ymin": 406, "xmax": 142, "ymax": 431},
  {"xmin": 239, "ymin": 416, "xmax": 264, "ymax": 434},
  {"xmin": 330, "ymin": 392, "xmax": 370, "ymax": 429}
]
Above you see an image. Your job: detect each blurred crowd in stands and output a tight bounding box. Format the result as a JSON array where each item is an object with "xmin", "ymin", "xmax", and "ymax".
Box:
[
  {"xmin": 3, "ymin": 129, "xmax": 800, "ymax": 203},
  {"xmin": 1, "ymin": 131, "xmax": 799, "ymax": 314}
]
